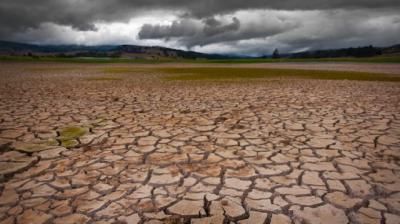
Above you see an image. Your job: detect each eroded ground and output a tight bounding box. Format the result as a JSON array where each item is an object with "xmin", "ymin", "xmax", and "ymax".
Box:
[{"xmin": 0, "ymin": 62, "xmax": 399, "ymax": 224}]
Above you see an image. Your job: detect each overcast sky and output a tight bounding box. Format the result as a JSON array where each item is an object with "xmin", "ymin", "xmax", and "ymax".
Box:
[{"xmin": 1, "ymin": 0, "xmax": 400, "ymax": 56}]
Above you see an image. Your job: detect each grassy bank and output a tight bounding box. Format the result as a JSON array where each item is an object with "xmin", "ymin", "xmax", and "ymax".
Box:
[
  {"xmin": 160, "ymin": 67, "xmax": 400, "ymax": 82},
  {"xmin": 193, "ymin": 56, "xmax": 400, "ymax": 64},
  {"xmin": 0, "ymin": 56, "xmax": 175, "ymax": 64}
]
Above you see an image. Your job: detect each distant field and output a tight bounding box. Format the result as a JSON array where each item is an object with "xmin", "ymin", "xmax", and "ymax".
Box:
[
  {"xmin": 196, "ymin": 56, "xmax": 400, "ymax": 64},
  {"xmin": 0, "ymin": 56, "xmax": 174, "ymax": 64},
  {"xmin": 1, "ymin": 59, "xmax": 398, "ymax": 82},
  {"xmin": 1, "ymin": 55, "xmax": 400, "ymax": 63},
  {"xmin": 160, "ymin": 67, "xmax": 400, "ymax": 82}
]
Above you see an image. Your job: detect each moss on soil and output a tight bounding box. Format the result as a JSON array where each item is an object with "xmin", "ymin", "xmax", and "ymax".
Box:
[{"xmin": 160, "ymin": 67, "xmax": 400, "ymax": 82}]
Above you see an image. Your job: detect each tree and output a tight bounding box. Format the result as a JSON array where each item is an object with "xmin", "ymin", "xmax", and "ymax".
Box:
[{"xmin": 272, "ymin": 49, "xmax": 280, "ymax": 59}]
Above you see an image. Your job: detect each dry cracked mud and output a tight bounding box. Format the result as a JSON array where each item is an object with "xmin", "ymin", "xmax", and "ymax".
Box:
[{"xmin": 0, "ymin": 62, "xmax": 399, "ymax": 224}]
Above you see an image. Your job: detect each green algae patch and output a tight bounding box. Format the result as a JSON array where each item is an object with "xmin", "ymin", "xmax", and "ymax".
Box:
[
  {"xmin": 57, "ymin": 126, "xmax": 89, "ymax": 148},
  {"xmin": 59, "ymin": 126, "xmax": 87, "ymax": 139},
  {"xmin": 46, "ymin": 139, "xmax": 59, "ymax": 146},
  {"xmin": 57, "ymin": 126, "xmax": 87, "ymax": 148},
  {"xmin": 61, "ymin": 139, "xmax": 79, "ymax": 148}
]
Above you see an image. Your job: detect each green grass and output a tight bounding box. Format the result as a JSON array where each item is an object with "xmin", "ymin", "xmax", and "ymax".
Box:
[
  {"xmin": 86, "ymin": 77, "xmax": 123, "ymax": 81},
  {"xmin": 29, "ymin": 66, "xmax": 76, "ymax": 72},
  {"xmin": 103, "ymin": 67, "xmax": 149, "ymax": 73},
  {"xmin": 193, "ymin": 56, "xmax": 400, "ymax": 64},
  {"xmin": 161, "ymin": 67, "xmax": 400, "ymax": 82},
  {"xmin": 0, "ymin": 56, "xmax": 176, "ymax": 64}
]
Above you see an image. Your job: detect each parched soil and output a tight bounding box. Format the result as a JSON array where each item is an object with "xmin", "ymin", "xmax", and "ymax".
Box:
[{"xmin": 0, "ymin": 62, "xmax": 399, "ymax": 224}]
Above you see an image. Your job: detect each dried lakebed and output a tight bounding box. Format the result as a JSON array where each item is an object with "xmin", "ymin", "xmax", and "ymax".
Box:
[{"xmin": 0, "ymin": 62, "xmax": 399, "ymax": 224}]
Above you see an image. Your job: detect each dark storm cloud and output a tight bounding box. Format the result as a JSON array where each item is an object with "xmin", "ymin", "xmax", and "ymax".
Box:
[
  {"xmin": 138, "ymin": 20, "xmax": 198, "ymax": 40},
  {"xmin": 138, "ymin": 17, "xmax": 241, "ymax": 41},
  {"xmin": 1, "ymin": 0, "xmax": 399, "ymax": 55},
  {"xmin": 1, "ymin": 0, "xmax": 399, "ymax": 38},
  {"xmin": 138, "ymin": 16, "xmax": 298, "ymax": 47},
  {"xmin": 198, "ymin": 9, "xmax": 400, "ymax": 56},
  {"xmin": 203, "ymin": 17, "xmax": 240, "ymax": 36}
]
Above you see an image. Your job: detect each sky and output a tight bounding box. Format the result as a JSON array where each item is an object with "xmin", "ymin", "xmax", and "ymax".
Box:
[{"xmin": 1, "ymin": 0, "xmax": 400, "ymax": 56}]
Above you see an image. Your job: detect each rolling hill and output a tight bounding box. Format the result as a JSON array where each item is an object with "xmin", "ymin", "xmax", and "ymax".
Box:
[
  {"xmin": 1, "ymin": 40, "xmax": 399, "ymax": 60},
  {"xmin": 0, "ymin": 40, "xmax": 229, "ymax": 59}
]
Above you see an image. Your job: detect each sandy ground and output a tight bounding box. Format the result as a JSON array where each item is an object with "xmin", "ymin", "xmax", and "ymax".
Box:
[{"xmin": 0, "ymin": 62, "xmax": 399, "ymax": 224}]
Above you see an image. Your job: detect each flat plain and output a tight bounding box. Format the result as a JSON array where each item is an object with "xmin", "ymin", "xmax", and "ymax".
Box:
[{"xmin": 0, "ymin": 62, "xmax": 400, "ymax": 224}]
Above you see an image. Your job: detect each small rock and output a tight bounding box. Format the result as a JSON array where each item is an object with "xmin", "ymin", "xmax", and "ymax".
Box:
[
  {"xmin": 17, "ymin": 209, "xmax": 52, "ymax": 224},
  {"xmin": 292, "ymin": 204, "xmax": 348, "ymax": 224},
  {"xmin": 167, "ymin": 200, "xmax": 205, "ymax": 216},
  {"xmin": 53, "ymin": 213, "xmax": 90, "ymax": 224},
  {"xmin": 325, "ymin": 191, "xmax": 362, "ymax": 208}
]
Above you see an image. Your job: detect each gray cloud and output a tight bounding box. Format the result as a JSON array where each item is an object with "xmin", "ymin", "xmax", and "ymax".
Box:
[
  {"xmin": 138, "ymin": 20, "xmax": 198, "ymax": 40},
  {"xmin": 138, "ymin": 15, "xmax": 299, "ymax": 47},
  {"xmin": 0, "ymin": 1, "xmax": 399, "ymax": 55},
  {"xmin": 203, "ymin": 17, "xmax": 240, "ymax": 36},
  {"xmin": 190, "ymin": 10, "xmax": 400, "ymax": 56},
  {"xmin": 1, "ymin": 0, "xmax": 399, "ymax": 37}
]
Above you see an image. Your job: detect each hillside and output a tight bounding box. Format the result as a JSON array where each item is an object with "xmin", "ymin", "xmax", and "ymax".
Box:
[
  {"xmin": 1, "ymin": 41, "xmax": 399, "ymax": 61},
  {"xmin": 0, "ymin": 41, "xmax": 227, "ymax": 59},
  {"xmin": 289, "ymin": 45, "xmax": 400, "ymax": 59}
]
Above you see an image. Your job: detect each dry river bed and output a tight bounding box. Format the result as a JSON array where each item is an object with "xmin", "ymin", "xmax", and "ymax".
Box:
[{"xmin": 0, "ymin": 62, "xmax": 399, "ymax": 224}]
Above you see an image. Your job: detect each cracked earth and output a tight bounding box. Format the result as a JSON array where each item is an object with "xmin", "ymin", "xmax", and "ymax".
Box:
[{"xmin": 0, "ymin": 63, "xmax": 399, "ymax": 224}]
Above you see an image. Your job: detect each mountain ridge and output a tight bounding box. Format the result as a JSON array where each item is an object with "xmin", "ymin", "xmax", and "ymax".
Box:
[
  {"xmin": 0, "ymin": 40, "xmax": 231, "ymax": 59},
  {"xmin": 0, "ymin": 40, "xmax": 399, "ymax": 60}
]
